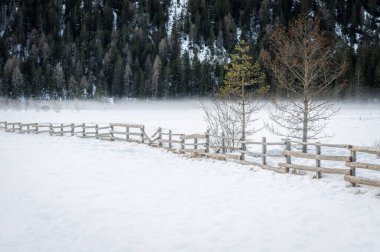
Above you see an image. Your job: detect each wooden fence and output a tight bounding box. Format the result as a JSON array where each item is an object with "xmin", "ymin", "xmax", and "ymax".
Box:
[{"xmin": 1, "ymin": 120, "xmax": 379, "ymax": 189}]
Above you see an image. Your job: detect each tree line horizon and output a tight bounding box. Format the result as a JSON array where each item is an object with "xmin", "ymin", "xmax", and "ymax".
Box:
[{"xmin": 0, "ymin": 0, "xmax": 379, "ymax": 100}]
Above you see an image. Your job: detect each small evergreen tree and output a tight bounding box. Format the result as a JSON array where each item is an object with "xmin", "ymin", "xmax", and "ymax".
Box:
[{"xmin": 219, "ymin": 40, "xmax": 268, "ymax": 155}]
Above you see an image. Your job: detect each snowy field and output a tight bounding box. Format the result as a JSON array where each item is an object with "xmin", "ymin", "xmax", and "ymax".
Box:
[{"xmin": 1, "ymin": 99, "xmax": 380, "ymax": 251}]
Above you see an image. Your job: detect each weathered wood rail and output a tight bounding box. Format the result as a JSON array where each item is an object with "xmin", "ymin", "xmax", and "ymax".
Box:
[
  {"xmin": 239, "ymin": 137, "xmax": 287, "ymax": 173},
  {"xmin": 153, "ymin": 128, "xmax": 184, "ymax": 151},
  {"xmin": 109, "ymin": 123, "xmax": 147, "ymax": 143},
  {"xmin": 1, "ymin": 120, "xmax": 380, "ymax": 190},
  {"xmin": 344, "ymin": 146, "xmax": 380, "ymax": 187},
  {"xmin": 279, "ymin": 142, "xmax": 351, "ymax": 176}
]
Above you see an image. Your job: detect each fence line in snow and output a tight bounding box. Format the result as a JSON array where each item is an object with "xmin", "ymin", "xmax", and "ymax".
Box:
[{"xmin": 1, "ymin": 120, "xmax": 379, "ymax": 189}]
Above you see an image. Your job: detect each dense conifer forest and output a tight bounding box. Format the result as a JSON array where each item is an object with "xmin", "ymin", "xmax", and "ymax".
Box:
[{"xmin": 0, "ymin": 0, "xmax": 379, "ymax": 99}]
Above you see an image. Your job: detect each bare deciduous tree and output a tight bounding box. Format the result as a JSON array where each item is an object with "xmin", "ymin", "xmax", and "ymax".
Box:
[
  {"xmin": 200, "ymin": 98, "xmax": 242, "ymax": 152},
  {"xmin": 11, "ymin": 65, "xmax": 23, "ymax": 96},
  {"xmin": 262, "ymin": 17, "xmax": 347, "ymax": 152},
  {"xmin": 123, "ymin": 64, "xmax": 133, "ymax": 96},
  {"xmin": 151, "ymin": 55, "xmax": 162, "ymax": 96},
  {"xmin": 53, "ymin": 63, "xmax": 65, "ymax": 95},
  {"xmin": 4, "ymin": 55, "xmax": 23, "ymax": 97},
  {"xmin": 68, "ymin": 75, "xmax": 78, "ymax": 98}
]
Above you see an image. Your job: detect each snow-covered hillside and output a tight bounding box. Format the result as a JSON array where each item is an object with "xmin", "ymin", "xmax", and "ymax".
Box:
[
  {"xmin": 167, "ymin": 0, "xmax": 188, "ymax": 36},
  {"xmin": 166, "ymin": 0, "xmax": 227, "ymax": 62}
]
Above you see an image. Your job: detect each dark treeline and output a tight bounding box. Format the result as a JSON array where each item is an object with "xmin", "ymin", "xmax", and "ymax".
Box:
[{"xmin": 0, "ymin": 0, "xmax": 379, "ymax": 99}]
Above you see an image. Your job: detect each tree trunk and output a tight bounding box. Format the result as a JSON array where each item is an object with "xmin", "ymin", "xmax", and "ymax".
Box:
[
  {"xmin": 242, "ymin": 84, "xmax": 246, "ymax": 148},
  {"xmin": 303, "ymin": 48, "xmax": 308, "ymax": 153},
  {"xmin": 302, "ymin": 98, "xmax": 308, "ymax": 153}
]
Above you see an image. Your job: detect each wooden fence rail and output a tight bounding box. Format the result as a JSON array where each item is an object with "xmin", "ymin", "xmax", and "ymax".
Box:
[
  {"xmin": 281, "ymin": 140, "xmax": 353, "ymax": 178},
  {"xmin": 344, "ymin": 146, "xmax": 380, "ymax": 187},
  {"xmin": 1, "ymin": 120, "xmax": 380, "ymax": 189},
  {"xmin": 108, "ymin": 123, "xmax": 146, "ymax": 143}
]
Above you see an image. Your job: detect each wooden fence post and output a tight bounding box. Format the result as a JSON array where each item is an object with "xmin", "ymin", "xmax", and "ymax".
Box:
[
  {"xmin": 169, "ymin": 130, "xmax": 172, "ymax": 149},
  {"xmin": 158, "ymin": 127, "xmax": 162, "ymax": 147},
  {"xmin": 60, "ymin": 123, "xmax": 63, "ymax": 136},
  {"xmin": 12, "ymin": 123, "xmax": 15, "ymax": 132},
  {"xmin": 126, "ymin": 126, "xmax": 130, "ymax": 141},
  {"xmin": 27, "ymin": 124, "xmax": 30, "ymax": 134},
  {"xmin": 49, "ymin": 124, "xmax": 53, "ymax": 136},
  {"xmin": 350, "ymin": 148, "xmax": 357, "ymax": 186},
  {"xmin": 194, "ymin": 137, "xmax": 197, "ymax": 150},
  {"xmin": 316, "ymin": 143, "xmax": 321, "ymax": 179},
  {"xmin": 285, "ymin": 140, "xmax": 291, "ymax": 173},
  {"xmin": 262, "ymin": 137, "xmax": 267, "ymax": 165},
  {"xmin": 4, "ymin": 121, "xmax": 7, "ymax": 131},
  {"xmin": 95, "ymin": 124, "xmax": 99, "ymax": 139},
  {"xmin": 71, "ymin": 123, "xmax": 74, "ymax": 136},
  {"xmin": 222, "ymin": 132, "xmax": 226, "ymax": 154},
  {"xmin": 36, "ymin": 124, "xmax": 39, "ymax": 134},
  {"xmin": 181, "ymin": 134, "xmax": 185, "ymax": 153},
  {"xmin": 110, "ymin": 124, "xmax": 114, "ymax": 141},
  {"xmin": 82, "ymin": 123, "xmax": 86, "ymax": 137},
  {"xmin": 18, "ymin": 123, "xmax": 21, "ymax": 133},
  {"xmin": 205, "ymin": 130, "xmax": 210, "ymax": 153},
  {"xmin": 141, "ymin": 126, "xmax": 145, "ymax": 143}
]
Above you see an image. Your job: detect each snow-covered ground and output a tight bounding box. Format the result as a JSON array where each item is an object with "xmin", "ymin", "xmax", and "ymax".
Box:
[{"xmin": 1, "ymin": 99, "xmax": 380, "ymax": 251}]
